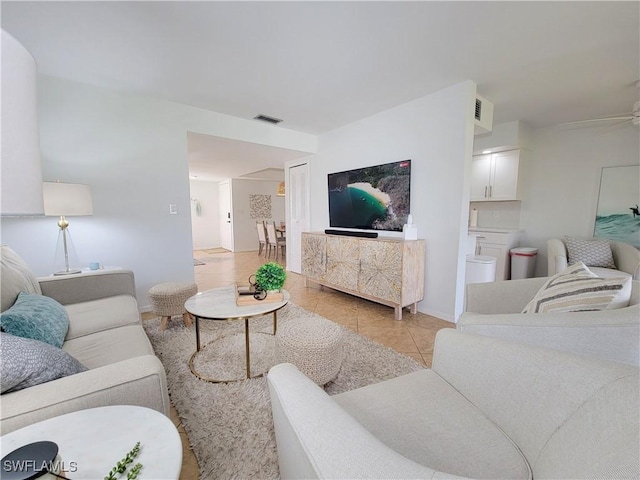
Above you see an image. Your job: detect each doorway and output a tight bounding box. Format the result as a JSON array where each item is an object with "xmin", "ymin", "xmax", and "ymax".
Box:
[
  {"xmin": 286, "ymin": 162, "xmax": 309, "ymax": 273},
  {"xmin": 219, "ymin": 180, "xmax": 233, "ymax": 251}
]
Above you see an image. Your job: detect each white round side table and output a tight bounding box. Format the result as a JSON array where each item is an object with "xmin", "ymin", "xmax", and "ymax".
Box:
[{"xmin": 0, "ymin": 406, "xmax": 182, "ymax": 480}]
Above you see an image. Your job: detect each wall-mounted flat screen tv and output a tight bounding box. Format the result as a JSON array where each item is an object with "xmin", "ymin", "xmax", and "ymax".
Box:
[{"xmin": 327, "ymin": 159, "xmax": 411, "ymax": 232}]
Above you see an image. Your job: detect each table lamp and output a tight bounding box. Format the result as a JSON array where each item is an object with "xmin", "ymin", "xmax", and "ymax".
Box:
[{"xmin": 43, "ymin": 181, "xmax": 93, "ymax": 275}]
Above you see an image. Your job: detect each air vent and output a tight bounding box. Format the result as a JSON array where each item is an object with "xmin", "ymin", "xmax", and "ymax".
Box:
[
  {"xmin": 253, "ymin": 114, "xmax": 283, "ymax": 125},
  {"xmin": 474, "ymin": 94, "xmax": 494, "ymax": 135},
  {"xmin": 475, "ymin": 98, "xmax": 482, "ymax": 121}
]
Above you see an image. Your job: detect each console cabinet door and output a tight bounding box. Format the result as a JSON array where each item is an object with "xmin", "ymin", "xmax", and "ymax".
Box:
[
  {"xmin": 358, "ymin": 240, "xmax": 402, "ymax": 303},
  {"xmin": 301, "ymin": 233, "xmax": 326, "ymax": 280},
  {"xmin": 326, "ymin": 236, "xmax": 359, "ymax": 291}
]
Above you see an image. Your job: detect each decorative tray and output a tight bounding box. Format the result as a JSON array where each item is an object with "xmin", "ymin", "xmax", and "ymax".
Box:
[{"xmin": 235, "ymin": 284, "xmax": 284, "ymax": 306}]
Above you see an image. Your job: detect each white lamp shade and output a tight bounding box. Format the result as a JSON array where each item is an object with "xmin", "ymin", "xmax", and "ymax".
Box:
[
  {"xmin": 1, "ymin": 29, "xmax": 44, "ymax": 216},
  {"xmin": 43, "ymin": 182, "xmax": 93, "ymax": 216}
]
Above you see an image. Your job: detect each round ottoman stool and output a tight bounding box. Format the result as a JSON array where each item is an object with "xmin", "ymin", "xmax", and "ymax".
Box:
[
  {"xmin": 149, "ymin": 282, "xmax": 198, "ymax": 331},
  {"xmin": 275, "ymin": 317, "xmax": 345, "ymax": 385}
]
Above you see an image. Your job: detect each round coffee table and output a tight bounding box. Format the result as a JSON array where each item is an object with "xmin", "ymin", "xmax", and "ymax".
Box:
[
  {"xmin": 185, "ymin": 285, "xmax": 289, "ymax": 383},
  {"xmin": 0, "ymin": 406, "xmax": 182, "ymax": 480}
]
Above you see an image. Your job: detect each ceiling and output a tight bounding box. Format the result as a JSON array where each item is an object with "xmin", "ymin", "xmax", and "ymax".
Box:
[
  {"xmin": 187, "ymin": 132, "xmax": 310, "ymax": 181},
  {"xmin": 2, "ymin": 1, "xmax": 638, "ymax": 181}
]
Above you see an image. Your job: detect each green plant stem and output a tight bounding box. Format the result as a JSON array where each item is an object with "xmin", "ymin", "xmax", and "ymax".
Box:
[
  {"xmin": 127, "ymin": 463, "xmax": 143, "ymax": 480},
  {"xmin": 104, "ymin": 442, "xmax": 142, "ymax": 480}
]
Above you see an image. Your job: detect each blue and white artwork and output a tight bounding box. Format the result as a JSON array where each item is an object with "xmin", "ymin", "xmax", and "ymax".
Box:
[{"xmin": 594, "ymin": 165, "xmax": 640, "ymax": 248}]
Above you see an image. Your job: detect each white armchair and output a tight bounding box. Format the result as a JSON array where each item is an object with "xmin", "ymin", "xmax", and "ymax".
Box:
[
  {"xmin": 547, "ymin": 237, "xmax": 640, "ymax": 279},
  {"xmin": 268, "ymin": 329, "xmax": 640, "ymax": 479}
]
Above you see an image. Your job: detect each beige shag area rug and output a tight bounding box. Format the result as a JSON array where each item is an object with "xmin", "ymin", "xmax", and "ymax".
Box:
[{"xmin": 143, "ymin": 303, "xmax": 424, "ymax": 479}]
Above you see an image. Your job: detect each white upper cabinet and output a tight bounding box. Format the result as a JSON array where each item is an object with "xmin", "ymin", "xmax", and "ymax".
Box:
[{"xmin": 470, "ymin": 150, "xmax": 521, "ymax": 201}]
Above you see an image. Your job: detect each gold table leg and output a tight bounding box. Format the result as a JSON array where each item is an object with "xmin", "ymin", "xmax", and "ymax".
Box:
[
  {"xmin": 189, "ymin": 309, "xmax": 283, "ymax": 383},
  {"xmin": 195, "ymin": 316, "xmax": 201, "ymax": 351},
  {"xmin": 245, "ymin": 317, "xmax": 251, "ymax": 379}
]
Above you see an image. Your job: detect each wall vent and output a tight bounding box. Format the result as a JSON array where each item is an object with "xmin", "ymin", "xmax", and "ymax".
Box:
[
  {"xmin": 254, "ymin": 114, "xmax": 283, "ymax": 125},
  {"xmin": 475, "ymin": 98, "xmax": 482, "ymax": 121},
  {"xmin": 474, "ymin": 94, "xmax": 494, "ymax": 135}
]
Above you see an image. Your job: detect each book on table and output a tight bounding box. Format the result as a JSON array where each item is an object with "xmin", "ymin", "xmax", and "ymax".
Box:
[{"xmin": 235, "ymin": 284, "xmax": 284, "ymax": 306}]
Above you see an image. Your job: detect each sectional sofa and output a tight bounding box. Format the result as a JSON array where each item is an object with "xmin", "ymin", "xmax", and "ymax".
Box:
[{"xmin": 1, "ymin": 245, "xmax": 169, "ymax": 434}]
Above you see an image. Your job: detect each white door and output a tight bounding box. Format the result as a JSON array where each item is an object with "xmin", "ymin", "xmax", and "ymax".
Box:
[
  {"xmin": 219, "ymin": 181, "xmax": 233, "ymax": 251},
  {"xmin": 287, "ymin": 163, "xmax": 309, "ymax": 273}
]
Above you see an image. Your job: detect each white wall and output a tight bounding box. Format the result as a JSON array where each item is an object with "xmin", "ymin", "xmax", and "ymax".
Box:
[
  {"xmin": 0, "ymin": 76, "xmax": 316, "ymax": 309},
  {"xmin": 190, "ymin": 179, "xmax": 220, "ymax": 250},
  {"xmin": 307, "ymin": 81, "xmax": 477, "ymax": 321},
  {"xmin": 231, "ymin": 178, "xmax": 286, "ymax": 252},
  {"xmin": 519, "ymin": 123, "xmax": 640, "ymax": 276}
]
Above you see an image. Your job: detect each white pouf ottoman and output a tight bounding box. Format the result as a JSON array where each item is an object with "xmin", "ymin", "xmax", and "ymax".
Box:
[
  {"xmin": 148, "ymin": 282, "xmax": 198, "ymax": 331},
  {"xmin": 275, "ymin": 317, "xmax": 345, "ymax": 385}
]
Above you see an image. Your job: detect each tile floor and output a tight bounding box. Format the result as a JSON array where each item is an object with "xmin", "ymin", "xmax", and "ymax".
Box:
[{"xmin": 149, "ymin": 248, "xmax": 454, "ymax": 479}]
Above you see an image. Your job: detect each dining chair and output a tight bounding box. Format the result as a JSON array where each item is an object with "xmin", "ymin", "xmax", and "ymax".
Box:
[
  {"xmin": 256, "ymin": 221, "xmax": 267, "ymax": 256},
  {"xmin": 265, "ymin": 221, "xmax": 286, "ymax": 260}
]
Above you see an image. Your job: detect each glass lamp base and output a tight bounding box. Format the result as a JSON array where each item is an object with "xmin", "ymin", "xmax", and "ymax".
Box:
[{"xmin": 53, "ymin": 268, "xmax": 82, "ymax": 276}]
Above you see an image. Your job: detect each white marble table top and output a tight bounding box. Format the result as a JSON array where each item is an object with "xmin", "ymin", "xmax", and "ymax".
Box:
[
  {"xmin": 185, "ymin": 285, "xmax": 289, "ymax": 320},
  {"xmin": 0, "ymin": 406, "xmax": 182, "ymax": 480}
]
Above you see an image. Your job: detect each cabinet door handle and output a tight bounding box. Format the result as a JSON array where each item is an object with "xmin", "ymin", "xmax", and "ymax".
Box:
[
  {"xmin": 484, "ymin": 186, "xmax": 488, "ymax": 198},
  {"xmin": 489, "ymin": 185, "xmax": 493, "ymax": 198}
]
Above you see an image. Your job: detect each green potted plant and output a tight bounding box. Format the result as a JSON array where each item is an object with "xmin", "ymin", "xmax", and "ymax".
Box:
[{"xmin": 255, "ymin": 262, "xmax": 286, "ymax": 292}]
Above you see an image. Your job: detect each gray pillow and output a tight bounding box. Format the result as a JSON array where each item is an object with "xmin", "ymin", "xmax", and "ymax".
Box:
[
  {"xmin": 1, "ymin": 332, "xmax": 87, "ymax": 394},
  {"xmin": 564, "ymin": 236, "xmax": 616, "ymax": 269}
]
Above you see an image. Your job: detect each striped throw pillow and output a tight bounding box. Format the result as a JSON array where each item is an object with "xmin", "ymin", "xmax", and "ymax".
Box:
[{"xmin": 522, "ymin": 262, "xmax": 631, "ymax": 313}]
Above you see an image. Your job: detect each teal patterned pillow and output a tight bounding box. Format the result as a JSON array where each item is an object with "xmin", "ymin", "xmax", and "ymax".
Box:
[{"xmin": 0, "ymin": 292, "xmax": 69, "ymax": 348}]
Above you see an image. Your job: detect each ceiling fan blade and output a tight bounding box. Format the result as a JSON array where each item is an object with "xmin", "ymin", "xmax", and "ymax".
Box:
[
  {"xmin": 596, "ymin": 119, "xmax": 632, "ymax": 135},
  {"xmin": 557, "ymin": 116, "xmax": 633, "ymax": 127}
]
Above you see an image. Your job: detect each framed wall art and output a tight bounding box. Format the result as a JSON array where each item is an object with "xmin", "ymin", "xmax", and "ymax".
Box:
[
  {"xmin": 250, "ymin": 194, "xmax": 272, "ymax": 219},
  {"xmin": 594, "ymin": 165, "xmax": 640, "ymax": 247}
]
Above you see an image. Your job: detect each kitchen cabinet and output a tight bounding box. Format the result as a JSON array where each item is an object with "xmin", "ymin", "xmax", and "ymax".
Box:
[
  {"xmin": 473, "ymin": 230, "xmax": 521, "ymax": 280},
  {"xmin": 471, "ymin": 150, "xmax": 521, "ymax": 201},
  {"xmin": 301, "ymin": 232, "xmax": 425, "ymax": 320}
]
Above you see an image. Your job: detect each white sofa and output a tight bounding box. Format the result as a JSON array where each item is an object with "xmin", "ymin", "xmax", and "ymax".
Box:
[
  {"xmin": 268, "ymin": 329, "xmax": 640, "ymax": 479},
  {"xmin": 1, "ymin": 246, "xmax": 170, "ymax": 434},
  {"xmin": 547, "ymin": 238, "xmax": 640, "ymax": 279},
  {"xmin": 458, "ymin": 277, "xmax": 640, "ymax": 366}
]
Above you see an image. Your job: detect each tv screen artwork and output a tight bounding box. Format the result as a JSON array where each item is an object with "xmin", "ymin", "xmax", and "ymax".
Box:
[{"xmin": 328, "ymin": 160, "xmax": 411, "ymax": 232}]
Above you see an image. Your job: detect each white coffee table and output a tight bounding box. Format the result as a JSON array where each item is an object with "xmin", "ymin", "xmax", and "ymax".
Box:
[
  {"xmin": 0, "ymin": 406, "xmax": 182, "ymax": 480},
  {"xmin": 185, "ymin": 285, "xmax": 290, "ymax": 383}
]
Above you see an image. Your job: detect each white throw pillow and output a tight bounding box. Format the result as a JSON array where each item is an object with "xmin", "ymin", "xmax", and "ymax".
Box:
[
  {"xmin": 564, "ymin": 237, "xmax": 616, "ymax": 269},
  {"xmin": 522, "ymin": 262, "xmax": 631, "ymax": 313}
]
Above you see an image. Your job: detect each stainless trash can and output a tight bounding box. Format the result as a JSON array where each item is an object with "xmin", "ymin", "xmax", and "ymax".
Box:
[{"xmin": 510, "ymin": 247, "xmax": 538, "ymax": 279}]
